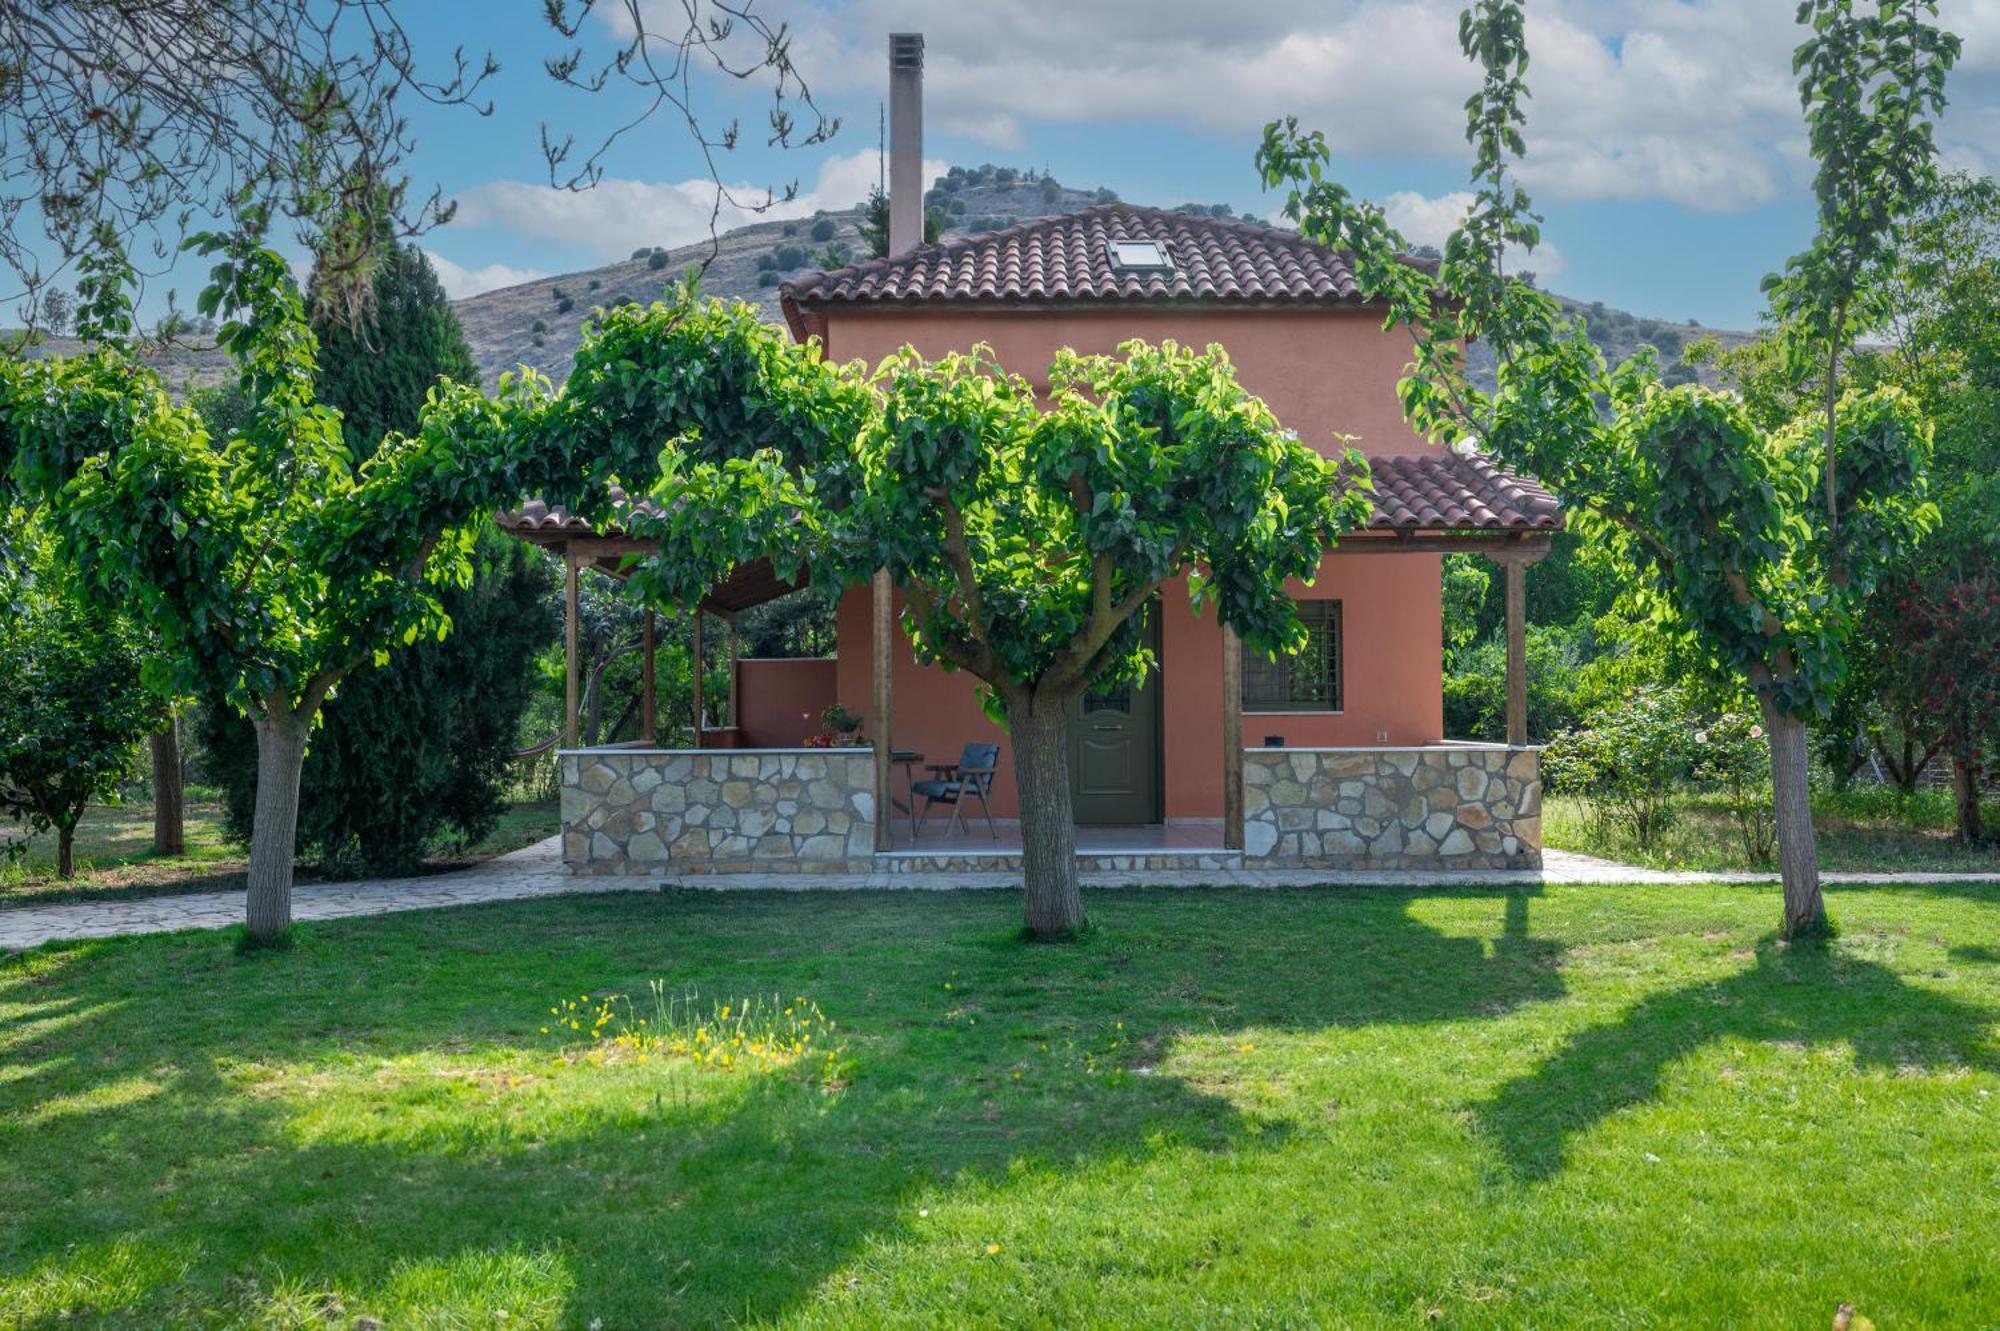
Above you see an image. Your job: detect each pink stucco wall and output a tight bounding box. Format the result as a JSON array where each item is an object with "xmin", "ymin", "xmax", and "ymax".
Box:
[
  {"xmin": 808, "ymin": 297, "xmax": 1447, "ymax": 822},
  {"xmin": 817, "ymin": 306, "xmax": 1433, "ymax": 461},
  {"xmin": 735, "ymin": 657, "xmax": 838, "ymax": 747}
]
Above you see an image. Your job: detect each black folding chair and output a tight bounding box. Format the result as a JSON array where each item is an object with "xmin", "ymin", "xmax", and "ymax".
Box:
[{"xmin": 911, "ymin": 742, "xmax": 1001, "ymax": 841}]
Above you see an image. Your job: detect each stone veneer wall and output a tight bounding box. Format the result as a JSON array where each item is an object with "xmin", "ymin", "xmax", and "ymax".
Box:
[
  {"xmin": 562, "ymin": 748, "xmax": 875, "ymax": 875},
  {"xmin": 1243, "ymin": 745, "xmax": 1541, "ymax": 870}
]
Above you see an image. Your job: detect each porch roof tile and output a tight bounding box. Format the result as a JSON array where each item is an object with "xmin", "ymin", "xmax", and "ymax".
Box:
[
  {"xmin": 1361, "ymin": 451, "xmax": 1562, "ymax": 532},
  {"xmin": 498, "ymin": 449, "xmax": 1561, "ymax": 561}
]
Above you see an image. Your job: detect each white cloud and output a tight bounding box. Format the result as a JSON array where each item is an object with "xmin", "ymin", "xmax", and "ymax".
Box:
[
  {"xmin": 441, "ymin": 148, "xmax": 949, "ymax": 266},
  {"xmin": 776, "ymin": 0, "xmax": 1910, "ymax": 213},
  {"xmin": 424, "ymin": 251, "xmax": 551, "ymax": 299},
  {"xmin": 1379, "ymin": 190, "xmax": 1567, "ymax": 281}
]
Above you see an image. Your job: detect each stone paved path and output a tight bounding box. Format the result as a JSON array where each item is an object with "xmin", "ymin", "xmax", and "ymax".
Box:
[{"xmin": 4, "ymin": 838, "xmax": 1996, "ymax": 952}]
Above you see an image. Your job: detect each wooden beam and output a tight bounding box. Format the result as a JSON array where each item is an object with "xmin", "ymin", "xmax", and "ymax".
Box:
[
  {"xmin": 872, "ymin": 568, "xmax": 894, "ymax": 852},
  {"xmin": 1503, "ymin": 557, "xmax": 1527, "ymax": 746},
  {"xmin": 691, "ymin": 609, "xmax": 705, "ymax": 748},
  {"xmin": 563, "ymin": 553, "xmax": 581, "ymax": 749},
  {"xmin": 1337, "ymin": 532, "xmax": 1558, "ymax": 556},
  {"xmin": 641, "ymin": 608, "xmax": 657, "ymax": 744},
  {"xmin": 1222, "ymin": 623, "xmax": 1244, "ymax": 851}
]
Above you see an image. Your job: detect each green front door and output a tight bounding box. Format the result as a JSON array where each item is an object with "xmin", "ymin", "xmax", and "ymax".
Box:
[{"xmin": 1065, "ymin": 612, "xmax": 1162, "ymax": 825}]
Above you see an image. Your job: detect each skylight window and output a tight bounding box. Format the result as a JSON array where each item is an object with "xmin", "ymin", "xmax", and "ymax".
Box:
[{"xmin": 1109, "ymin": 240, "xmax": 1173, "ymax": 272}]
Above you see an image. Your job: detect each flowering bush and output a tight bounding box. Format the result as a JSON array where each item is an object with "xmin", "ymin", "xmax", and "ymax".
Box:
[
  {"xmin": 543, "ymin": 982, "xmax": 844, "ymax": 1085},
  {"xmin": 1692, "ymin": 711, "xmax": 1775, "ymax": 865},
  {"xmin": 1542, "ymin": 687, "xmax": 1697, "ymax": 852}
]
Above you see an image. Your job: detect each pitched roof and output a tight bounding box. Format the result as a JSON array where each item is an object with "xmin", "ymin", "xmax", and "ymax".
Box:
[
  {"xmin": 781, "ymin": 204, "xmax": 1398, "ymax": 326},
  {"xmin": 1361, "ymin": 451, "xmax": 1561, "ymax": 533}
]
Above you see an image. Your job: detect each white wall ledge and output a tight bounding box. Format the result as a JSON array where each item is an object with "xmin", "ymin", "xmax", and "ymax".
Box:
[
  {"xmin": 559, "ymin": 746, "xmax": 870, "ymax": 757},
  {"xmin": 1243, "ymin": 743, "xmax": 1542, "ymax": 755}
]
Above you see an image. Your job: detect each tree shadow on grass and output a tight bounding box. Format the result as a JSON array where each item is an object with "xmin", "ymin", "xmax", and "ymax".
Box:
[
  {"xmin": 0, "ymin": 884, "xmax": 1567, "ymax": 1325},
  {"xmin": 1475, "ymin": 937, "xmax": 2000, "ymax": 1184}
]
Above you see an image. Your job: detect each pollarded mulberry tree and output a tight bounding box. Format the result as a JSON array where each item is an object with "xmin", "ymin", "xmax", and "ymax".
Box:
[{"xmin": 1257, "ymin": 0, "xmax": 1956, "ymax": 937}]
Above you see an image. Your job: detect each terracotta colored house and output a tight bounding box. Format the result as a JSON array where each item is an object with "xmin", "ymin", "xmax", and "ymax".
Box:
[
  {"xmin": 521, "ymin": 30, "xmax": 1557, "ymax": 879},
  {"xmin": 519, "ymin": 204, "xmax": 1560, "ymax": 877},
  {"xmin": 777, "ymin": 204, "xmax": 1559, "ymax": 827}
]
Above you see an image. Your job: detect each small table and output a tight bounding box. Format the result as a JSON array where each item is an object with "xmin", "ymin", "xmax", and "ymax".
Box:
[{"xmin": 889, "ymin": 749, "xmax": 924, "ymax": 843}]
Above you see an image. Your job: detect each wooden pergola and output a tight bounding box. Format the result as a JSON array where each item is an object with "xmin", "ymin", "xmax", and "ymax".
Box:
[{"xmin": 496, "ymin": 503, "xmax": 807, "ymax": 751}]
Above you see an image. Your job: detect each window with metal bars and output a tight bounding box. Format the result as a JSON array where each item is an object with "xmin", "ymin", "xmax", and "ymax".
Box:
[{"xmin": 1244, "ymin": 600, "xmax": 1342, "ymax": 712}]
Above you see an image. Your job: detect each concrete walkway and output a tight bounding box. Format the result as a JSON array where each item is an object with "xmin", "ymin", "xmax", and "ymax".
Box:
[{"xmin": 3, "ymin": 839, "xmax": 1997, "ymax": 953}]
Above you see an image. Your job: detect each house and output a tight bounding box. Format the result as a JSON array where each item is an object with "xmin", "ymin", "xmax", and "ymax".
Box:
[{"xmin": 516, "ymin": 33, "xmax": 1559, "ymax": 878}]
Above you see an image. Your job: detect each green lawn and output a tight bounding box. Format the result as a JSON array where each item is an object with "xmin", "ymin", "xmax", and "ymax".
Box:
[
  {"xmin": 0, "ymin": 801, "xmax": 561, "ymax": 906},
  {"xmin": 3, "ymin": 881, "xmax": 1996, "ymax": 1327},
  {"xmin": 1545, "ymin": 786, "xmax": 2000, "ymax": 874}
]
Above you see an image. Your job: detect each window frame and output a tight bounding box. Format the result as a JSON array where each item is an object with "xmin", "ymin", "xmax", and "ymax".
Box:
[{"xmin": 1243, "ymin": 599, "xmax": 1343, "ymax": 714}]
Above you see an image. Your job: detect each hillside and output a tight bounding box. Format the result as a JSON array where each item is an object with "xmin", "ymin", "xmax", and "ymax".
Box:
[{"xmin": 15, "ymin": 164, "xmax": 1748, "ymax": 398}]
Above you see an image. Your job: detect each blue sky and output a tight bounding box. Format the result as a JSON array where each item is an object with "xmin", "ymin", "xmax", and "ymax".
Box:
[{"xmin": 85, "ymin": 1, "xmax": 2000, "ymax": 331}]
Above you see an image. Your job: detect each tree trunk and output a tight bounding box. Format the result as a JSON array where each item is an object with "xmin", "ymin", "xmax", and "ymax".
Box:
[
  {"xmin": 149, "ymin": 719, "xmax": 185, "ymax": 857},
  {"xmin": 56, "ymin": 820, "xmax": 76, "ymax": 878},
  {"xmin": 1952, "ymin": 744, "xmax": 1984, "ymax": 844},
  {"xmin": 1763, "ymin": 705, "xmax": 1826, "ymax": 938},
  {"xmin": 245, "ymin": 705, "xmax": 311, "ymax": 946},
  {"xmin": 1011, "ymin": 694, "xmax": 1084, "ymax": 940}
]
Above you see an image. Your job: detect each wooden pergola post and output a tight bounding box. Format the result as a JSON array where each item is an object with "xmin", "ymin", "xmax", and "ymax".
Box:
[
  {"xmin": 641, "ymin": 608, "xmax": 658, "ymax": 744},
  {"xmin": 1483, "ymin": 546, "xmax": 1547, "ymax": 746},
  {"xmin": 1222, "ymin": 623, "xmax": 1244, "ymax": 851},
  {"xmin": 563, "ymin": 551, "xmax": 581, "ymax": 749},
  {"xmin": 691, "ymin": 609, "xmax": 705, "ymax": 747},
  {"xmin": 1503, "ymin": 557, "xmax": 1528, "ymax": 746},
  {"xmin": 726, "ymin": 616, "xmax": 741, "ymax": 728},
  {"xmin": 872, "ymin": 568, "xmax": 893, "ymax": 852}
]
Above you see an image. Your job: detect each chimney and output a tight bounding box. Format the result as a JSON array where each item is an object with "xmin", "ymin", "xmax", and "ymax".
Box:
[{"xmin": 888, "ymin": 32, "xmax": 925, "ymax": 256}]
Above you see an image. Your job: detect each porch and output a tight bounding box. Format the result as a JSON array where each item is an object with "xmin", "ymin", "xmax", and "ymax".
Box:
[{"xmin": 514, "ymin": 448, "xmax": 1559, "ymax": 881}]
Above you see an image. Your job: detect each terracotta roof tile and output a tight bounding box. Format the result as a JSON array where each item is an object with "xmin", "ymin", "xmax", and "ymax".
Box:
[
  {"xmin": 782, "ymin": 204, "xmax": 1392, "ymax": 310},
  {"xmin": 1361, "ymin": 451, "xmax": 1561, "ymax": 532}
]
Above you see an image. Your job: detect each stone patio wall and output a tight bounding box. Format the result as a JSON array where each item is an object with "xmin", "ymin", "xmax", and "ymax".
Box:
[
  {"xmin": 562, "ymin": 748, "xmax": 875, "ymax": 875},
  {"xmin": 1243, "ymin": 745, "xmax": 1541, "ymax": 870}
]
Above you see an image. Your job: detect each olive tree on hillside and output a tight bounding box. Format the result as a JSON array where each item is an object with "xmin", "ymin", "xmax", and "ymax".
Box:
[{"xmin": 1256, "ymin": 0, "xmax": 1958, "ymax": 937}]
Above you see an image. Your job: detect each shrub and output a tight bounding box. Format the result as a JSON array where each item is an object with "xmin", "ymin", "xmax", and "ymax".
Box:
[
  {"xmin": 1040, "ymin": 176, "xmax": 1061, "ymax": 202},
  {"xmin": 756, "ymin": 270, "xmax": 782, "ymax": 287},
  {"xmin": 647, "ymin": 250, "xmax": 669, "ymax": 270},
  {"xmin": 771, "ymin": 243, "xmax": 808, "ymax": 269},
  {"xmin": 587, "ymin": 278, "xmax": 601, "ymax": 292},
  {"xmin": 754, "ymin": 252, "xmax": 779, "ymax": 272},
  {"xmin": 809, "ymin": 217, "xmax": 837, "ymax": 242},
  {"xmin": 781, "ymin": 221, "xmax": 797, "ymax": 237},
  {"xmin": 630, "ymin": 247, "xmax": 651, "ymax": 260},
  {"xmin": 1094, "ymin": 187, "xmax": 1119, "ymax": 204},
  {"xmin": 1542, "ymin": 687, "xmax": 1697, "ymax": 852},
  {"xmin": 1693, "ymin": 711, "xmax": 1776, "ymax": 864},
  {"xmin": 531, "ymin": 318, "xmax": 548, "ymax": 334},
  {"xmin": 554, "ymin": 295, "xmax": 574, "ymax": 314},
  {"xmin": 1442, "ymin": 623, "xmax": 1592, "ymax": 741},
  {"xmin": 0, "ymin": 549, "xmax": 163, "ymax": 877}
]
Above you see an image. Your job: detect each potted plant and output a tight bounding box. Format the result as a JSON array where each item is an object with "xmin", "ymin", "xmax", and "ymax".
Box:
[{"xmin": 822, "ymin": 703, "xmax": 863, "ymax": 739}]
